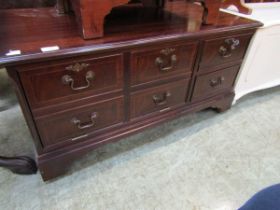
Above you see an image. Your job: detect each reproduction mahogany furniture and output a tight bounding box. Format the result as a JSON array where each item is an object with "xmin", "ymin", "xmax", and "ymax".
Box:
[
  {"xmin": 0, "ymin": 0, "xmax": 56, "ymax": 9},
  {"xmin": 0, "ymin": 1, "xmax": 262, "ymax": 181},
  {"xmin": 57, "ymin": 0, "xmax": 166, "ymax": 39},
  {"xmin": 56, "ymin": 0, "xmax": 252, "ymax": 39}
]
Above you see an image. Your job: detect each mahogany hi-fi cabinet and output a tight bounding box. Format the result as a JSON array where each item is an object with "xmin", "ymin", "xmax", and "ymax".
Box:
[{"xmin": 0, "ymin": 1, "xmax": 261, "ymax": 180}]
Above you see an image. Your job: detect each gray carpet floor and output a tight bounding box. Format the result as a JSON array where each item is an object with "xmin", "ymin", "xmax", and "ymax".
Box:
[{"xmin": 0, "ymin": 81, "xmax": 279, "ymax": 210}]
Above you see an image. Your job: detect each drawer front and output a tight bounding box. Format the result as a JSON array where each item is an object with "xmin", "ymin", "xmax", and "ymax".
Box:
[
  {"xmin": 130, "ymin": 80, "xmax": 190, "ymax": 119},
  {"xmin": 36, "ymin": 97, "xmax": 124, "ymax": 149},
  {"xmin": 199, "ymin": 34, "xmax": 252, "ymax": 70},
  {"xmin": 192, "ymin": 66, "xmax": 240, "ymax": 100},
  {"xmin": 19, "ymin": 54, "xmax": 124, "ymax": 108},
  {"xmin": 130, "ymin": 42, "xmax": 197, "ymax": 86}
]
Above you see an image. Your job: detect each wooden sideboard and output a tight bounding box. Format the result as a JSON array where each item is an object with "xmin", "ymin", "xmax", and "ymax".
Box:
[{"xmin": 0, "ymin": 1, "xmax": 262, "ymax": 181}]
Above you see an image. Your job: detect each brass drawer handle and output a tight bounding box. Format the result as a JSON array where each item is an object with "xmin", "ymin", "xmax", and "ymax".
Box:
[
  {"xmin": 219, "ymin": 38, "xmax": 240, "ymax": 58},
  {"xmin": 65, "ymin": 63, "xmax": 90, "ymax": 72},
  {"xmin": 153, "ymin": 91, "xmax": 171, "ymax": 106},
  {"xmin": 62, "ymin": 71, "xmax": 95, "ymax": 91},
  {"xmin": 155, "ymin": 48, "xmax": 177, "ymax": 72},
  {"xmin": 209, "ymin": 76, "xmax": 225, "ymax": 87},
  {"xmin": 71, "ymin": 112, "xmax": 98, "ymax": 130}
]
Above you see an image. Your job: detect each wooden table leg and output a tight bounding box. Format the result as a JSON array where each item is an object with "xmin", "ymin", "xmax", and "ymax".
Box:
[{"xmin": 0, "ymin": 156, "xmax": 37, "ymax": 175}]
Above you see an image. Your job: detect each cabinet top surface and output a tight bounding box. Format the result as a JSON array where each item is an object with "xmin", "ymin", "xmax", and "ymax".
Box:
[{"xmin": 0, "ymin": 2, "xmax": 262, "ymax": 67}]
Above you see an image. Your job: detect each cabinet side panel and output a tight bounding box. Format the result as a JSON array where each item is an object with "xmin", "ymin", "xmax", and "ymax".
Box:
[{"xmin": 6, "ymin": 68, "xmax": 44, "ymax": 154}]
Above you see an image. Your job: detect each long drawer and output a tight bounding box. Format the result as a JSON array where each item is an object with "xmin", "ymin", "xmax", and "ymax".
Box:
[
  {"xmin": 130, "ymin": 42, "xmax": 197, "ymax": 86},
  {"xmin": 35, "ymin": 96, "xmax": 125, "ymax": 149},
  {"xmin": 18, "ymin": 54, "xmax": 124, "ymax": 109},
  {"xmin": 130, "ymin": 79, "xmax": 190, "ymax": 119}
]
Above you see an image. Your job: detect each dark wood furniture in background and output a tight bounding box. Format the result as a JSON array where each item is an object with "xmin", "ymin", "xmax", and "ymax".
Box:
[
  {"xmin": 56, "ymin": 0, "xmax": 254, "ymax": 39},
  {"xmin": 0, "ymin": 1, "xmax": 262, "ymax": 180},
  {"xmin": 0, "ymin": 0, "xmax": 56, "ymax": 9},
  {"xmin": 57, "ymin": 0, "xmax": 166, "ymax": 39}
]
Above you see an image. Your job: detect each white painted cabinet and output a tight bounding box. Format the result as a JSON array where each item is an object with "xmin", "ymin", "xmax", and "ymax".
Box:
[{"xmin": 221, "ymin": 3, "xmax": 280, "ymax": 102}]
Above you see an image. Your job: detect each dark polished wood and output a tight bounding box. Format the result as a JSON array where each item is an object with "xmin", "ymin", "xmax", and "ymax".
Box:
[
  {"xmin": 192, "ymin": 65, "xmax": 240, "ymax": 101},
  {"xmin": 0, "ymin": 0, "xmax": 56, "ymax": 9},
  {"xmin": 130, "ymin": 79, "xmax": 190, "ymax": 119},
  {"xmin": 199, "ymin": 34, "xmax": 253, "ymax": 70},
  {"xmin": 0, "ymin": 2, "xmax": 262, "ymax": 67},
  {"xmin": 60, "ymin": 0, "xmax": 166, "ymax": 39},
  {"xmin": 61, "ymin": 0, "xmax": 244, "ymax": 38},
  {"xmin": 0, "ymin": 156, "xmax": 37, "ymax": 174},
  {"xmin": 18, "ymin": 54, "xmax": 124, "ymax": 109},
  {"xmin": 189, "ymin": 0, "xmax": 221, "ymax": 25},
  {"xmin": 0, "ymin": 1, "xmax": 262, "ymax": 180},
  {"xmin": 67, "ymin": 0, "xmax": 131, "ymax": 39},
  {"xmin": 36, "ymin": 96, "xmax": 125, "ymax": 150},
  {"xmin": 130, "ymin": 42, "xmax": 197, "ymax": 86}
]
